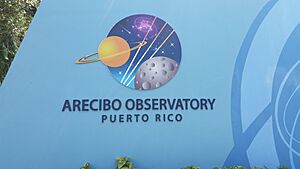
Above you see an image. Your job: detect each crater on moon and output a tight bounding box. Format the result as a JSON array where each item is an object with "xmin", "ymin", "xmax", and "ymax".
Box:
[{"xmin": 134, "ymin": 56, "xmax": 179, "ymax": 90}]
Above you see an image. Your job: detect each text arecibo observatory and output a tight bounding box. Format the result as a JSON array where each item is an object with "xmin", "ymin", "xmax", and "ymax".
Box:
[{"xmin": 62, "ymin": 98, "xmax": 216, "ymax": 123}]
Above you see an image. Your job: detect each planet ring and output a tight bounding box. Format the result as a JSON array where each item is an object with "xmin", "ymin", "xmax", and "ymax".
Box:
[{"xmin": 75, "ymin": 41, "xmax": 147, "ymax": 64}]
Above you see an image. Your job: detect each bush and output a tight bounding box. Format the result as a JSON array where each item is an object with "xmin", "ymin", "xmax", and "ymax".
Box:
[
  {"xmin": 181, "ymin": 166, "xmax": 201, "ymax": 169},
  {"xmin": 79, "ymin": 157, "xmax": 290, "ymax": 169},
  {"xmin": 0, "ymin": 0, "xmax": 41, "ymax": 84}
]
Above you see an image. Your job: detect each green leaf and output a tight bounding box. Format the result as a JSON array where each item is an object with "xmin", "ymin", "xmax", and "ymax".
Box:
[
  {"xmin": 79, "ymin": 162, "xmax": 90, "ymax": 169},
  {"xmin": 0, "ymin": 44, "xmax": 9, "ymax": 60}
]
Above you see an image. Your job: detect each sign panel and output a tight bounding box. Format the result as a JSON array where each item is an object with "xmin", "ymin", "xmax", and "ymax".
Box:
[{"xmin": 1, "ymin": 0, "xmax": 300, "ymax": 168}]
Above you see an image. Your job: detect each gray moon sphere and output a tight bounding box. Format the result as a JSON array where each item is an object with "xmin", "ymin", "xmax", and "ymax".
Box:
[{"xmin": 134, "ymin": 56, "xmax": 179, "ymax": 90}]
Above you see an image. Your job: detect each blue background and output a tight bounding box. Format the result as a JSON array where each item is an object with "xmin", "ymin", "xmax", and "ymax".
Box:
[{"xmin": 1, "ymin": 0, "xmax": 300, "ymax": 168}]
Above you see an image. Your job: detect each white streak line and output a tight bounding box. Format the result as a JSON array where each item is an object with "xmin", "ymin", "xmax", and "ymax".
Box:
[
  {"xmin": 120, "ymin": 17, "xmax": 157, "ymax": 83},
  {"xmin": 121, "ymin": 25, "xmax": 131, "ymax": 34},
  {"xmin": 123, "ymin": 23, "xmax": 168, "ymax": 85},
  {"xmin": 126, "ymin": 30, "xmax": 175, "ymax": 87},
  {"xmin": 149, "ymin": 30, "xmax": 175, "ymax": 59},
  {"xmin": 126, "ymin": 75, "xmax": 136, "ymax": 87},
  {"xmin": 126, "ymin": 74, "xmax": 136, "ymax": 87}
]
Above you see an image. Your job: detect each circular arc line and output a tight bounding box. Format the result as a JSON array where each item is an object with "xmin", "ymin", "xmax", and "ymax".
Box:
[
  {"xmin": 230, "ymin": 0, "xmax": 279, "ymax": 143},
  {"xmin": 283, "ymin": 85, "xmax": 300, "ymax": 144},
  {"xmin": 275, "ymin": 59, "xmax": 300, "ymax": 157},
  {"xmin": 289, "ymin": 108, "xmax": 300, "ymax": 169}
]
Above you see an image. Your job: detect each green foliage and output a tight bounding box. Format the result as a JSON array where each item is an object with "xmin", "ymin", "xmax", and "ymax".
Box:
[
  {"xmin": 277, "ymin": 166, "xmax": 289, "ymax": 169},
  {"xmin": 80, "ymin": 162, "xmax": 91, "ymax": 169},
  {"xmin": 80, "ymin": 158, "xmax": 291, "ymax": 169},
  {"xmin": 0, "ymin": 0, "xmax": 41, "ymax": 85},
  {"xmin": 115, "ymin": 157, "xmax": 136, "ymax": 169},
  {"xmin": 223, "ymin": 167, "xmax": 246, "ymax": 169},
  {"xmin": 181, "ymin": 166, "xmax": 200, "ymax": 169}
]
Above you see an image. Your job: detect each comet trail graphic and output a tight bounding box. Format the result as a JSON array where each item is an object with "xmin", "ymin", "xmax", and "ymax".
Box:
[{"xmin": 77, "ymin": 14, "xmax": 182, "ymax": 90}]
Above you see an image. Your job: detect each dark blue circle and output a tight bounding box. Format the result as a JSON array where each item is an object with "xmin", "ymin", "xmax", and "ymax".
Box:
[{"xmin": 106, "ymin": 14, "xmax": 181, "ymax": 89}]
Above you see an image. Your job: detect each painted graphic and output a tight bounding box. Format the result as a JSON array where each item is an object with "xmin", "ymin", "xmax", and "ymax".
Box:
[
  {"xmin": 76, "ymin": 14, "xmax": 181, "ymax": 90},
  {"xmin": 1, "ymin": 1, "xmax": 300, "ymax": 168},
  {"xmin": 225, "ymin": 0, "xmax": 300, "ymax": 168}
]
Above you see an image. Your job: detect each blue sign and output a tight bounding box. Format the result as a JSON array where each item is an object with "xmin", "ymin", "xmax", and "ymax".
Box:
[{"xmin": 1, "ymin": 0, "xmax": 300, "ymax": 168}]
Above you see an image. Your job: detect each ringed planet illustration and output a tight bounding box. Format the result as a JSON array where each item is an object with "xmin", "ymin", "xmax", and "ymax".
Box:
[
  {"xmin": 76, "ymin": 36, "xmax": 147, "ymax": 67},
  {"xmin": 76, "ymin": 14, "xmax": 182, "ymax": 90}
]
